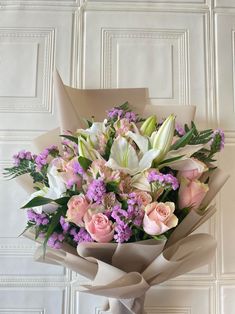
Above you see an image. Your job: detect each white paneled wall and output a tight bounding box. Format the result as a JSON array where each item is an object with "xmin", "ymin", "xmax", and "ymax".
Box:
[{"xmin": 0, "ymin": 1, "xmax": 234, "ymax": 313}]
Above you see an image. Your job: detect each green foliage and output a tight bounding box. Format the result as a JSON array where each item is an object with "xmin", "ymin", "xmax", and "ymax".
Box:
[
  {"xmin": 106, "ymin": 181, "xmax": 119, "ymax": 193},
  {"xmin": 22, "ymin": 196, "xmax": 69, "ymax": 209},
  {"xmin": 3, "ymin": 160, "xmax": 48, "ymax": 186},
  {"xmin": 78, "ymin": 156, "xmax": 92, "ymax": 171},
  {"xmin": 43, "ymin": 205, "xmax": 67, "ymax": 252},
  {"xmin": 170, "ymin": 127, "xmax": 195, "ymax": 150},
  {"xmin": 60, "ymin": 134, "xmax": 78, "ymax": 145}
]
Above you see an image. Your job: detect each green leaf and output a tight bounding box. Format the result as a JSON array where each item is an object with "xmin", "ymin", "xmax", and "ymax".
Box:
[
  {"xmin": 103, "ymin": 136, "xmax": 114, "ymax": 160},
  {"xmin": 54, "ymin": 196, "xmax": 70, "ymax": 206},
  {"xmin": 22, "ymin": 196, "xmax": 53, "ymax": 209},
  {"xmin": 119, "ymin": 101, "xmax": 129, "ymax": 111},
  {"xmin": 106, "ymin": 181, "xmax": 119, "ymax": 193},
  {"xmin": 78, "ymin": 156, "xmax": 92, "ymax": 171},
  {"xmin": 60, "ymin": 134, "xmax": 78, "ymax": 145},
  {"xmin": 170, "ymin": 127, "xmax": 195, "ymax": 150},
  {"xmin": 159, "ymin": 155, "xmax": 184, "ymax": 166},
  {"xmin": 43, "ymin": 206, "xmax": 67, "ymax": 251}
]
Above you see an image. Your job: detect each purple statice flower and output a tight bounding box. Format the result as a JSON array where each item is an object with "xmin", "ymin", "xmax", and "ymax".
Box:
[
  {"xmin": 13, "ymin": 150, "xmax": 33, "ymax": 166},
  {"xmin": 114, "ymin": 223, "xmax": 132, "ymax": 243},
  {"xmin": 163, "ymin": 174, "xmax": 179, "ymax": 190},
  {"xmin": 127, "ymin": 193, "xmax": 144, "ymax": 227},
  {"xmin": 86, "ymin": 178, "xmax": 106, "ymax": 204},
  {"xmin": 107, "ymin": 107, "xmax": 124, "ymax": 119},
  {"xmin": 27, "ymin": 209, "xmax": 49, "ymax": 226},
  {"xmin": 47, "ymin": 232, "xmax": 65, "ymax": 249},
  {"xmin": 70, "ymin": 227, "xmax": 93, "ymax": 243},
  {"xmin": 111, "ymin": 205, "xmax": 128, "ymax": 225},
  {"xmin": 147, "ymin": 170, "xmax": 162, "ymax": 183},
  {"xmin": 35, "ymin": 145, "xmax": 59, "ymax": 171},
  {"xmin": 72, "ymin": 161, "xmax": 84, "ymax": 176},
  {"xmin": 124, "ymin": 111, "xmax": 137, "ymax": 122},
  {"xmin": 147, "ymin": 171, "xmax": 179, "ymax": 191},
  {"xmin": 210, "ymin": 129, "xmax": 225, "ymax": 151},
  {"xmin": 175, "ymin": 123, "xmax": 185, "ymax": 136},
  {"xmin": 60, "ymin": 216, "xmax": 70, "ymax": 232}
]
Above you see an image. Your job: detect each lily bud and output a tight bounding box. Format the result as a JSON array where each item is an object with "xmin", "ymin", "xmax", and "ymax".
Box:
[
  {"xmin": 151, "ymin": 114, "xmax": 175, "ymax": 163},
  {"xmin": 78, "ymin": 137, "xmax": 96, "ymax": 161},
  {"xmin": 140, "ymin": 115, "xmax": 157, "ymax": 137}
]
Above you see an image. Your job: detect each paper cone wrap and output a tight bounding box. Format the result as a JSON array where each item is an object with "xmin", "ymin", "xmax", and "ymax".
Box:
[{"xmin": 17, "ymin": 71, "xmax": 228, "ymax": 314}]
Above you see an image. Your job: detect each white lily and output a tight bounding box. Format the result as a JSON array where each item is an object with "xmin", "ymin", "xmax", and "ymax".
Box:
[
  {"xmin": 78, "ymin": 137, "xmax": 100, "ymax": 161},
  {"xmin": 106, "ymin": 136, "xmax": 161, "ymax": 175},
  {"xmin": 150, "ymin": 114, "xmax": 175, "ymax": 163},
  {"xmin": 76, "ymin": 121, "xmax": 108, "ymax": 149},
  {"xmin": 25, "ymin": 164, "xmax": 67, "ymax": 214}
]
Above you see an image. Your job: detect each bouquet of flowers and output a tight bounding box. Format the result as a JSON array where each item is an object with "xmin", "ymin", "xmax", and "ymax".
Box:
[
  {"xmin": 5, "ymin": 102, "xmax": 224, "ymax": 247},
  {"xmin": 4, "ymin": 73, "xmax": 228, "ymax": 314}
]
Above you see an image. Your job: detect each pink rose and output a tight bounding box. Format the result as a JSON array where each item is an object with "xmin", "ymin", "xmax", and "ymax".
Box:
[
  {"xmin": 143, "ymin": 202, "xmax": 178, "ymax": 236},
  {"xmin": 66, "ymin": 194, "xmax": 89, "ymax": 226},
  {"xmin": 178, "ymin": 178, "xmax": 209, "ymax": 211},
  {"xmin": 85, "ymin": 212, "xmax": 114, "ymax": 243},
  {"xmin": 178, "ymin": 158, "xmax": 207, "ymax": 181}
]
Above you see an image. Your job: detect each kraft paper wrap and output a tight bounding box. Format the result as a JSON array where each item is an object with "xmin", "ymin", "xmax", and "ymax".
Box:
[{"xmin": 18, "ymin": 71, "xmax": 229, "ymax": 314}]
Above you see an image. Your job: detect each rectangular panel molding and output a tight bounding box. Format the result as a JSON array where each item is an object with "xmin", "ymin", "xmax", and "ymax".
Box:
[
  {"xmin": 101, "ymin": 28, "xmax": 189, "ymax": 104},
  {"xmin": 0, "ymin": 27, "xmax": 55, "ymax": 113}
]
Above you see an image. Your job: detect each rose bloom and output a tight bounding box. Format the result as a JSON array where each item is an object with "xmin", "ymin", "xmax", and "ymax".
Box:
[
  {"xmin": 178, "ymin": 178, "xmax": 209, "ymax": 211},
  {"xmin": 66, "ymin": 194, "xmax": 89, "ymax": 226},
  {"xmin": 143, "ymin": 202, "xmax": 178, "ymax": 236},
  {"xmin": 134, "ymin": 191, "xmax": 152, "ymax": 207},
  {"xmin": 84, "ymin": 212, "xmax": 114, "ymax": 243},
  {"xmin": 178, "ymin": 158, "xmax": 208, "ymax": 181}
]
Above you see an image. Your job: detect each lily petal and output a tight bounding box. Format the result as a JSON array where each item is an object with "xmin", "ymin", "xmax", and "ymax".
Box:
[
  {"xmin": 139, "ymin": 149, "xmax": 162, "ymax": 172},
  {"xmin": 106, "ymin": 136, "xmax": 139, "ymax": 173},
  {"xmin": 127, "ymin": 131, "xmax": 149, "ymax": 154}
]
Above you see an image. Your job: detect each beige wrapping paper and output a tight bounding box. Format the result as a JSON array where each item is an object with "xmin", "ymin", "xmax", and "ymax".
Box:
[{"xmin": 17, "ymin": 71, "xmax": 228, "ymax": 313}]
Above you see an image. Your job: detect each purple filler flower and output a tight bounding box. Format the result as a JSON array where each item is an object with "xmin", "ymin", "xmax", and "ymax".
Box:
[
  {"xmin": 72, "ymin": 161, "xmax": 84, "ymax": 176},
  {"xmin": 124, "ymin": 111, "xmax": 137, "ymax": 122},
  {"xmin": 60, "ymin": 216, "xmax": 70, "ymax": 232},
  {"xmin": 13, "ymin": 150, "xmax": 33, "ymax": 166},
  {"xmin": 148, "ymin": 171, "xmax": 179, "ymax": 190},
  {"xmin": 35, "ymin": 145, "xmax": 59, "ymax": 171},
  {"xmin": 114, "ymin": 223, "xmax": 132, "ymax": 243},
  {"xmin": 48, "ymin": 232, "xmax": 65, "ymax": 249},
  {"xmin": 86, "ymin": 178, "xmax": 106, "ymax": 204},
  {"xmin": 70, "ymin": 227, "xmax": 93, "ymax": 243},
  {"xmin": 27, "ymin": 209, "xmax": 49, "ymax": 226},
  {"xmin": 175, "ymin": 123, "xmax": 185, "ymax": 136},
  {"xmin": 107, "ymin": 107, "xmax": 124, "ymax": 119}
]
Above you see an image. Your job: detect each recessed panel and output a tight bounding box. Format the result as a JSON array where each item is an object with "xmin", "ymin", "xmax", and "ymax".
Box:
[
  {"xmin": 84, "ymin": 11, "xmax": 208, "ymax": 124},
  {"xmin": 0, "ymin": 43, "xmax": 37, "ymax": 97},
  {"xmin": 0, "ymin": 288, "xmax": 65, "ymax": 313},
  {"xmin": 117, "ymin": 42, "xmax": 173, "ymax": 99},
  {"xmin": 218, "ymin": 144, "xmax": 235, "ymax": 276},
  {"xmin": 215, "ymin": 13, "xmax": 235, "ymax": 131}
]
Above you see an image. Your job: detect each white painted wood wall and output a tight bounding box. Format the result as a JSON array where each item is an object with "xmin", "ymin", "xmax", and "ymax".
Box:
[{"xmin": 0, "ymin": 1, "xmax": 234, "ymax": 313}]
